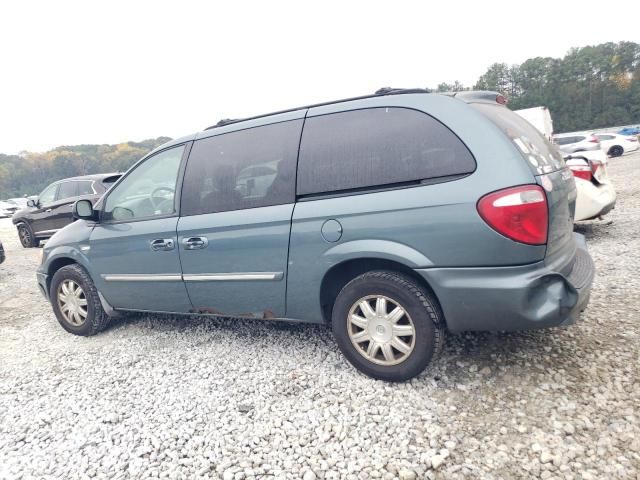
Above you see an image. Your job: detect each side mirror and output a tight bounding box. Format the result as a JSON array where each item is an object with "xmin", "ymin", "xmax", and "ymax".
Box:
[
  {"xmin": 73, "ymin": 199, "xmax": 98, "ymax": 221},
  {"xmin": 27, "ymin": 199, "xmax": 36, "ymax": 208}
]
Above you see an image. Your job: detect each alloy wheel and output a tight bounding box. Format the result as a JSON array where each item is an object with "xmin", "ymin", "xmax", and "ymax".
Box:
[
  {"xmin": 347, "ymin": 295, "xmax": 416, "ymax": 366},
  {"xmin": 19, "ymin": 226, "xmax": 31, "ymax": 246}
]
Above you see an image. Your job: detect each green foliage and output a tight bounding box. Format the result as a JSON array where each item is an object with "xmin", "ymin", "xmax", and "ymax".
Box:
[
  {"xmin": 0, "ymin": 137, "xmax": 171, "ymax": 198},
  {"xmin": 474, "ymin": 42, "xmax": 640, "ymax": 132}
]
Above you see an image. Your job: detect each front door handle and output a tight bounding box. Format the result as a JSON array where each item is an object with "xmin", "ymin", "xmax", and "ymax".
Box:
[
  {"xmin": 45, "ymin": 208, "xmax": 52, "ymax": 213},
  {"xmin": 151, "ymin": 238, "xmax": 175, "ymax": 251},
  {"xmin": 182, "ymin": 236, "xmax": 208, "ymax": 250}
]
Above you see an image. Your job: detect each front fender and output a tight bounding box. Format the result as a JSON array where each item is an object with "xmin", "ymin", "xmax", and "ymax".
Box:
[
  {"xmin": 39, "ymin": 220, "xmax": 95, "ymax": 278},
  {"xmin": 39, "ymin": 245, "xmax": 94, "ymax": 290}
]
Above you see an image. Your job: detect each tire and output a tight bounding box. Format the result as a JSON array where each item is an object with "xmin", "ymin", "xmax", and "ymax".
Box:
[
  {"xmin": 17, "ymin": 223, "xmax": 38, "ymax": 248},
  {"xmin": 331, "ymin": 270, "xmax": 445, "ymax": 382},
  {"xmin": 50, "ymin": 264, "xmax": 111, "ymax": 336},
  {"xmin": 609, "ymin": 145, "xmax": 624, "ymax": 157}
]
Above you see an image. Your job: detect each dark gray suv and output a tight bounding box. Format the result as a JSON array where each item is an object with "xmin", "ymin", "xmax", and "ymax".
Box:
[{"xmin": 37, "ymin": 89, "xmax": 595, "ymax": 381}]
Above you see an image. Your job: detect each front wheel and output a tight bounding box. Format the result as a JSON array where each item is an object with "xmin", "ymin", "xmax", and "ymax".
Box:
[
  {"xmin": 50, "ymin": 264, "xmax": 111, "ymax": 336},
  {"xmin": 17, "ymin": 223, "xmax": 37, "ymax": 248},
  {"xmin": 609, "ymin": 145, "xmax": 624, "ymax": 157},
  {"xmin": 332, "ymin": 271, "xmax": 445, "ymax": 382}
]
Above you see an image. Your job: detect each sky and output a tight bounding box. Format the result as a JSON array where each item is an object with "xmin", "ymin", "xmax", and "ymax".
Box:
[{"xmin": 1, "ymin": 0, "xmax": 638, "ymax": 154}]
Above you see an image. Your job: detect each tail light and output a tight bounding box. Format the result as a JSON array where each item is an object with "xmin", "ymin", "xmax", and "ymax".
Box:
[
  {"xmin": 588, "ymin": 135, "xmax": 600, "ymax": 143},
  {"xmin": 477, "ymin": 185, "xmax": 548, "ymax": 245},
  {"xmin": 568, "ymin": 163, "xmax": 592, "ymax": 181},
  {"xmin": 496, "ymin": 94, "xmax": 507, "ymax": 105},
  {"xmin": 626, "ymin": 137, "xmax": 637, "ymax": 142},
  {"xmin": 590, "ymin": 159, "xmax": 603, "ymax": 175},
  {"xmin": 566, "ymin": 157, "xmax": 600, "ymax": 182}
]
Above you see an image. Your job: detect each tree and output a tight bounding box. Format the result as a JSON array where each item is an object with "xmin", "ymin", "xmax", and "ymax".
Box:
[
  {"xmin": 436, "ymin": 81, "xmax": 466, "ymax": 92},
  {"xmin": 0, "ymin": 137, "xmax": 170, "ymax": 198},
  {"xmin": 474, "ymin": 42, "xmax": 640, "ymax": 132}
]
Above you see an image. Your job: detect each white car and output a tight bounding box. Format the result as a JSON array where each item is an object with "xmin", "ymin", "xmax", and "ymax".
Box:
[
  {"xmin": 0, "ymin": 198, "xmax": 29, "ymax": 218},
  {"xmin": 564, "ymin": 149, "xmax": 616, "ymax": 221},
  {"xmin": 594, "ymin": 132, "xmax": 639, "ymax": 157},
  {"xmin": 553, "ymin": 133, "xmax": 602, "ymax": 154},
  {"xmin": 0, "ymin": 201, "xmax": 18, "ymax": 218}
]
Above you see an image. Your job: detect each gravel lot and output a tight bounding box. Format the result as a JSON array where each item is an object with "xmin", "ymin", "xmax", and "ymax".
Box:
[{"xmin": 1, "ymin": 153, "xmax": 639, "ymax": 480}]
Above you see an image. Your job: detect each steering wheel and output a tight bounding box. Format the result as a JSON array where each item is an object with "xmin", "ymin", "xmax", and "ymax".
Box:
[{"xmin": 150, "ymin": 187, "xmax": 175, "ymax": 212}]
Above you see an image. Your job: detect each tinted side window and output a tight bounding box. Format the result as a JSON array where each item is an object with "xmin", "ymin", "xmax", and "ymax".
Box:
[
  {"xmin": 297, "ymin": 108, "xmax": 475, "ymax": 195},
  {"xmin": 56, "ymin": 182, "xmax": 78, "ymax": 200},
  {"xmin": 77, "ymin": 181, "xmax": 94, "ymax": 196},
  {"xmin": 181, "ymin": 120, "xmax": 302, "ymax": 216}
]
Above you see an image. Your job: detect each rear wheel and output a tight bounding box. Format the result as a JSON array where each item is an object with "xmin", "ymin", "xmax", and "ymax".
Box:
[
  {"xmin": 332, "ymin": 270, "xmax": 445, "ymax": 382},
  {"xmin": 17, "ymin": 223, "xmax": 37, "ymax": 248},
  {"xmin": 609, "ymin": 145, "xmax": 624, "ymax": 157},
  {"xmin": 50, "ymin": 264, "xmax": 111, "ymax": 336}
]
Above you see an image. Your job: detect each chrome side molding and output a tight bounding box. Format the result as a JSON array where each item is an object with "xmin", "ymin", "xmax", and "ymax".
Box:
[
  {"xmin": 101, "ymin": 272, "xmax": 283, "ymax": 282},
  {"xmin": 183, "ymin": 272, "xmax": 283, "ymax": 281},
  {"xmin": 102, "ymin": 274, "xmax": 183, "ymax": 282}
]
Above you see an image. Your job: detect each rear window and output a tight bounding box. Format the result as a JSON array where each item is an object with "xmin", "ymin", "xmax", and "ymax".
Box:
[
  {"xmin": 472, "ymin": 103, "xmax": 565, "ymax": 174},
  {"xmin": 297, "ymin": 107, "xmax": 476, "ymax": 196}
]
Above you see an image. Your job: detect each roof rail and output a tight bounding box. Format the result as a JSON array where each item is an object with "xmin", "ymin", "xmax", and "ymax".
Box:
[{"xmin": 205, "ymin": 87, "xmax": 433, "ymax": 130}]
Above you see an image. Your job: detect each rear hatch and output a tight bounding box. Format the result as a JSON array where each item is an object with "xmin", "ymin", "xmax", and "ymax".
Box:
[{"xmin": 470, "ymin": 102, "xmax": 577, "ymax": 261}]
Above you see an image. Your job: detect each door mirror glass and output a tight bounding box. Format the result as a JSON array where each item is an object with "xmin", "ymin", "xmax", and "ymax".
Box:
[
  {"xmin": 27, "ymin": 199, "xmax": 36, "ymax": 208},
  {"xmin": 73, "ymin": 199, "xmax": 96, "ymax": 221}
]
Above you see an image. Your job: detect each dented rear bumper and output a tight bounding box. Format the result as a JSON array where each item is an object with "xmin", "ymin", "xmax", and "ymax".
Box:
[{"xmin": 416, "ymin": 233, "xmax": 595, "ymax": 332}]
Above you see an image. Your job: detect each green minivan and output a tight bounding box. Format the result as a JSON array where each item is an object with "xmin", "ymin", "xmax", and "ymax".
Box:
[{"xmin": 37, "ymin": 89, "xmax": 594, "ymax": 381}]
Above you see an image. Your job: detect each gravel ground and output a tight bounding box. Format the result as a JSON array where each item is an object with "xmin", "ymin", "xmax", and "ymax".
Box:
[{"xmin": 1, "ymin": 153, "xmax": 639, "ymax": 480}]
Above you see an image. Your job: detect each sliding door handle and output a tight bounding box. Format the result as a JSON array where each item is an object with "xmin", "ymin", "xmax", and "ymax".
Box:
[{"xmin": 182, "ymin": 237, "xmax": 208, "ymax": 250}]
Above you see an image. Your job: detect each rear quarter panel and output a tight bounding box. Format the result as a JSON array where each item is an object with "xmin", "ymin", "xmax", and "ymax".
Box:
[{"xmin": 286, "ymin": 94, "xmax": 545, "ymax": 322}]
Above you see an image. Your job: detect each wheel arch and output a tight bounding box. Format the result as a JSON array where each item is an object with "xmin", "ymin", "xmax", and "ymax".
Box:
[
  {"xmin": 46, "ymin": 257, "xmax": 78, "ymax": 292},
  {"xmin": 319, "ymin": 257, "xmax": 443, "ymax": 325}
]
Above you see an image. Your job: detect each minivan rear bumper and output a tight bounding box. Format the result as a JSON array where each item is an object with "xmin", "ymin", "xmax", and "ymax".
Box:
[{"xmin": 416, "ymin": 233, "xmax": 595, "ymax": 332}]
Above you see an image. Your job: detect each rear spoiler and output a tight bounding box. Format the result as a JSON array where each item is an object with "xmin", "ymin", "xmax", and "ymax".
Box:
[
  {"xmin": 102, "ymin": 174, "xmax": 122, "ymax": 184},
  {"xmin": 441, "ymin": 90, "xmax": 506, "ymax": 105}
]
